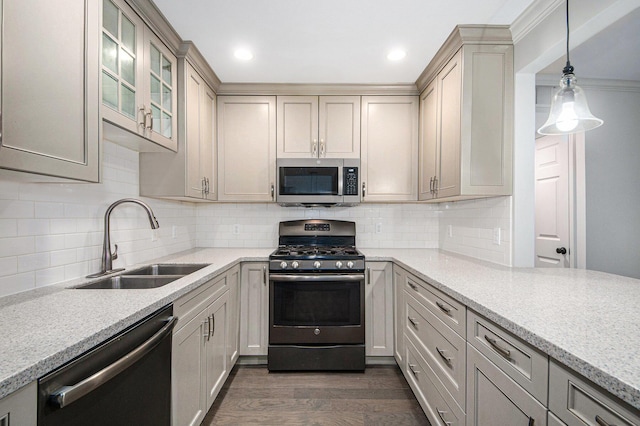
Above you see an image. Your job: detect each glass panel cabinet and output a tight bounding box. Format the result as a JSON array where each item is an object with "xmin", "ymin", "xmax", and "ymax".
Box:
[{"xmin": 100, "ymin": 0, "xmax": 177, "ymax": 152}]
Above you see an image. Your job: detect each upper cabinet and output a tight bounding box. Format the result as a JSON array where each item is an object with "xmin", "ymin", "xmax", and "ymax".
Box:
[
  {"xmin": 0, "ymin": 0, "xmax": 100, "ymax": 182},
  {"xmin": 417, "ymin": 26, "xmax": 514, "ymax": 202},
  {"xmin": 217, "ymin": 96, "xmax": 277, "ymax": 202},
  {"xmin": 140, "ymin": 43, "xmax": 218, "ymax": 201},
  {"xmin": 277, "ymin": 96, "xmax": 360, "ymax": 159},
  {"xmin": 360, "ymin": 96, "xmax": 419, "ymax": 202},
  {"xmin": 101, "ymin": 0, "xmax": 178, "ymax": 152}
]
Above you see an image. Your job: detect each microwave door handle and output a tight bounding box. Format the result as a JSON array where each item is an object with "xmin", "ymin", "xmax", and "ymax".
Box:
[{"xmin": 338, "ymin": 165, "xmax": 344, "ymax": 196}]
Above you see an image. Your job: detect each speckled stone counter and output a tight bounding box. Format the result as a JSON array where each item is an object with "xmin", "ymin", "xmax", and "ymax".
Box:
[
  {"xmin": 1, "ymin": 247, "xmax": 639, "ymax": 412},
  {"xmin": 362, "ymin": 249, "xmax": 640, "ymax": 411},
  {"xmin": 0, "ymin": 248, "xmax": 272, "ymax": 400}
]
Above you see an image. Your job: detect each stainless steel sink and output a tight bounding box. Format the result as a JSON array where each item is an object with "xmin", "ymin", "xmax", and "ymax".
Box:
[
  {"xmin": 126, "ymin": 264, "xmax": 209, "ymax": 276},
  {"xmin": 77, "ymin": 275, "xmax": 181, "ymax": 290},
  {"xmin": 75, "ymin": 263, "xmax": 210, "ymax": 289}
]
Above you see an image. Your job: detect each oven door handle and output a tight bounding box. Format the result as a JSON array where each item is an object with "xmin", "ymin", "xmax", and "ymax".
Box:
[{"xmin": 269, "ymin": 274, "xmax": 365, "ymax": 282}]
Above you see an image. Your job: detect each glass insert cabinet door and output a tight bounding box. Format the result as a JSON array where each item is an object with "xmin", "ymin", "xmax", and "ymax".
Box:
[
  {"xmin": 101, "ymin": 0, "xmax": 140, "ymax": 122},
  {"xmin": 148, "ymin": 41, "xmax": 174, "ymax": 139}
]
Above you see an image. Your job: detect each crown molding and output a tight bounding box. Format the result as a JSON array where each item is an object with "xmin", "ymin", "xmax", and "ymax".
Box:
[
  {"xmin": 216, "ymin": 83, "xmax": 419, "ymax": 96},
  {"xmin": 177, "ymin": 42, "xmax": 222, "ymax": 92},
  {"xmin": 510, "ymin": 0, "xmax": 562, "ymax": 45},
  {"xmin": 414, "ymin": 25, "xmax": 513, "ymax": 92},
  {"xmin": 127, "ymin": 0, "xmax": 182, "ymax": 52}
]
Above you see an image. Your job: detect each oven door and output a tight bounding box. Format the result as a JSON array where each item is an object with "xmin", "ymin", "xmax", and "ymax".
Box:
[{"xmin": 269, "ymin": 273, "xmax": 365, "ymax": 345}]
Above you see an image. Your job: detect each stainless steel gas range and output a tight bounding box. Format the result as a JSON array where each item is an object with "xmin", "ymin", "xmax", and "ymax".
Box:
[{"xmin": 268, "ymin": 219, "xmax": 365, "ymax": 371}]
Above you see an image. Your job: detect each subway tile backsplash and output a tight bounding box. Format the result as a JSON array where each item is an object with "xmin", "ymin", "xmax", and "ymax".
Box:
[{"xmin": 0, "ymin": 141, "xmax": 513, "ymax": 297}]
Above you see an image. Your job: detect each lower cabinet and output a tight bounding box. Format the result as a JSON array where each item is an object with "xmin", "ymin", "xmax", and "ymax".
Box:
[
  {"xmin": 466, "ymin": 343, "xmax": 547, "ymax": 426},
  {"xmin": 365, "ymin": 262, "xmax": 394, "ymax": 356},
  {"xmin": 0, "ymin": 382, "xmax": 36, "ymax": 426},
  {"xmin": 172, "ymin": 268, "xmax": 238, "ymax": 426},
  {"xmin": 239, "ymin": 262, "xmax": 269, "ymax": 356},
  {"xmin": 548, "ymin": 359, "xmax": 640, "ymax": 426}
]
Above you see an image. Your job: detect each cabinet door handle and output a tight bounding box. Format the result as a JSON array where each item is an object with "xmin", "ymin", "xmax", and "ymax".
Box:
[
  {"xmin": 263, "ymin": 266, "xmax": 267, "ymax": 285},
  {"xmin": 362, "ymin": 182, "xmax": 366, "ymax": 198},
  {"xmin": 436, "ymin": 408, "xmax": 452, "ymax": 426},
  {"xmin": 436, "ymin": 301, "xmax": 451, "ymax": 314},
  {"xmin": 429, "ymin": 177, "xmax": 434, "ymax": 194},
  {"xmin": 366, "ymin": 267, "xmax": 371, "ymax": 285},
  {"xmin": 484, "ymin": 335, "xmax": 512, "ymax": 360},
  {"xmin": 203, "ymin": 319, "xmax": 210, "ymax": 341},
  {"xmin": 138, "ymin": 106, "xmax": 147, "ymax": 129},
  {"xmin": 319, "ymin": 139, "xmax": 325, "ymax": 157},
  {"xmin": 408, "ymin": 364, "xmax": 420, "ymax": 376},
  {"xmin": 436, "ymin": 346, "xmax": 453, "ymax": 364},
  {"xmin": 146, "ymin": 110, "xmax": 153, "ymax": 131},
  {"xmin": 433, "ymin": 176, "xmax": 438, "ymax": 194},
  {"xmin": 210, "ymin": 314, "xmax": 216, "ymax": 337},
  {"xmin": 408, "ymin": 316, "xmax": 419, "ymax": 328},
  {"xmin": 271, "ymin": 183, "xmax": 275, "ymax": 200},
  {"xmin": 312, "ymin": 139, "xmax": 318, "ymax": 157},
  {"xmin": 408, "ymin": 282, "xmax": 418, "ymax": 291}
]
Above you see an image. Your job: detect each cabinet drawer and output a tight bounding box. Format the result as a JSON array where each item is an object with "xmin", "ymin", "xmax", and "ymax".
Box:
[
  {"xmin": 174, "ymin": 273, "xmax": 228, "ymax": 330},
  {"xmin": 406, "ymin": 293, "xmax": 465, "ymax": 409},
  {"xmin": 404, "ymin": 272, "xmax": 465, "ymax": 337},
  {"xmin": 467, "ymin": 310, "xmax": 548, "ymax": 404},
  {"xmin": 405, "ymin": 339, "xmax": 464, "ymax": 426},
  {"xmin": 549, "ymin": 360, "xmax": 640, "ymax": 426}
]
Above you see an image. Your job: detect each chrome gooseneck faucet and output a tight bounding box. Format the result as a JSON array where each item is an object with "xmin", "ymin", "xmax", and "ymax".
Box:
[{"xmin": 87, "ymin": 198, "xmax": 159, "ymax": 278}]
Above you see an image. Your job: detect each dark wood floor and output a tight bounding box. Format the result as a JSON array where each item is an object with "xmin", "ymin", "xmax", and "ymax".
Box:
[{"xmin": 202, "ymin": 365, "xmax": 430, "ymax": 425}]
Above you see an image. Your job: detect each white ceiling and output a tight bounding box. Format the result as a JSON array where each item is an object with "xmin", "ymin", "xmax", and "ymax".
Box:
[
  {"xmin": 539, "ymin": 6, "xmax": 640, "ymax": 81},
  {"xmin": 151, "ymin": 0, "xmax": 536, "ymax": 84}
]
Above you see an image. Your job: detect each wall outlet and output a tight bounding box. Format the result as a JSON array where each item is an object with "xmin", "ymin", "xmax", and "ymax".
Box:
[
  {"xmin": 233, "ymin": 224, "xmax": 240, "ymax": 235},
  {"xmin": 448, "ymin": 225, "xmax": 453, "ymax": 238},
  {"xmin": 376, "ymin": 223, "xmax": 382, "ymax": 234},
  {"xmin": 493, "ymin": 227, "xmax": 501, "ymax": 245}
]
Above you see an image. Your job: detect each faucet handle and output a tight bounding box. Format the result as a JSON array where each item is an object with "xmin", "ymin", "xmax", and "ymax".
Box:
[{"xmin": 112, "ymin": 244, "xmax": 118, "ymax": 261}]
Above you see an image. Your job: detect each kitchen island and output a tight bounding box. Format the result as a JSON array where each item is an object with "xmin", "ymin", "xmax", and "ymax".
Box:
[{"xmin": 1, "ymin": 248, "xmax": 638, "ymax": 414}]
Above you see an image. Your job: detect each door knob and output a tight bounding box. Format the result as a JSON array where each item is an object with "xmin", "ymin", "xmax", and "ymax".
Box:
[{"xmin": 556, "ymin": 247, "xmax": 567, "ymax": 255}]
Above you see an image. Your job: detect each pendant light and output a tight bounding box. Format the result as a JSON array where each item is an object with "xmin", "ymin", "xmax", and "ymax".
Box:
[{"xmin": 537, "ymin": 0, "xmax": 603, "ymax": 135}]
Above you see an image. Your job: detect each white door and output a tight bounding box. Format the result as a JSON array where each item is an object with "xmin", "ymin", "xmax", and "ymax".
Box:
[{"xmin": 534, "ymin": 135, "xmax": 570, "ymax": 267}]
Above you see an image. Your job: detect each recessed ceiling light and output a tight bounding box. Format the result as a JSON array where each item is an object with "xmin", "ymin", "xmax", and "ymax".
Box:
[
  {"xmin": 387, "ymin": 49, "xmax": 407, "ymax": 61},
  {"xmin": 234, "ymin": 48, "xmax": 254, "ymax": 61}
]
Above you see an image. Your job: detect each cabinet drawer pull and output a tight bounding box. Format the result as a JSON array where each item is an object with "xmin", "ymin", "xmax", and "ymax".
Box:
[
  {"xmin": 436, "ymin": 408, "xmax": 452, "ymax": 426},
  {"xmin": 263, "ymin": 266, "xmax": 267, "ymax": 285},
  {"xmin": 408, "ymin": 316, "xmax": 419, "ymax": 328},
  {"xmin": 408, "ymin": 364, "xmax": 420, "ymax": 376},
  {"xmin": 484, "ymin": 335, "xmax": 512, "ymax": 359},
  {"xmin": 436, "ymin": 301, "xmax": 451, "ymax": 314},
  {"xmin": 528, "ymin": 418, "xmax": 535, "ymax": 426},
  {"xmin": 595, "ymin": 415, "xmax": 614, "ymax": 426},
  {"xmin": 408, "ymin": 282, "xmax": 418, "ymax": 291},
  {"xmin": 436, "ymin": 346, "xmax": 453, "ymax": 364}
]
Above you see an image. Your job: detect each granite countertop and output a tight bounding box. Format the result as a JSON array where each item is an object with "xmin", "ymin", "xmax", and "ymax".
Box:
[{"xmin": 1, "ymin": 248, "xmax": 639, "ymax": 411}]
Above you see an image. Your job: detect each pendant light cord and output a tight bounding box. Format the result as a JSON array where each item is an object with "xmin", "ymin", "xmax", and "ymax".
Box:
[{"xmin": 563, "ymin": 0, "xmax": 574, "ymax": 75}]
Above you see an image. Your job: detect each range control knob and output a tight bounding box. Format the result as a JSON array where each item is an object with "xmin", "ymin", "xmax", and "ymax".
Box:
[
  {"xmin": 291, "ymin": 261, "xmax": 299, "ymax": 269},
  {"xmin": 347, "ymin": 261, "xmax": 354, "ymax": 269},
  {"xmin": 314, "ymin": 328, "xmax": 321, "ymax": 335},
  {"xmin": 335, "ymin": 261, "xmax": 343, "ymax": 269},
  {"xmin": 280, "ymin": 261, "xmax": 288, "ymax": 269},
  {"xmin": 313, "ymin": 261, "xmax": 322, "ymax": 269}
]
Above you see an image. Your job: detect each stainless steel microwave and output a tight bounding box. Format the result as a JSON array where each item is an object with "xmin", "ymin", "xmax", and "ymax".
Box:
[{"xmin": 276, "ymin": 158, "xmax": 361, "ymax": 206}]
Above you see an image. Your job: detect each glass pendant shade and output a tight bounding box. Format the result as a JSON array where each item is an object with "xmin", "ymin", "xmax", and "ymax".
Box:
[{"xmin": 538, "ymin": 72, "xmax": 603, "ymax": 135}]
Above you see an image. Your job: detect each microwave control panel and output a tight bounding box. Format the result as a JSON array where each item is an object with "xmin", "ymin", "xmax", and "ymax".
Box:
[{"xmin": 343, "ymin": 167, "xmax": 359, "ymax": 196}]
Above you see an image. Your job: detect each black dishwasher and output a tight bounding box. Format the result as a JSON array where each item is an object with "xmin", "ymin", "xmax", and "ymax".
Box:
[{"xmin": 38, "ymin": 305, "xmax": 176, "ymax": 426}]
